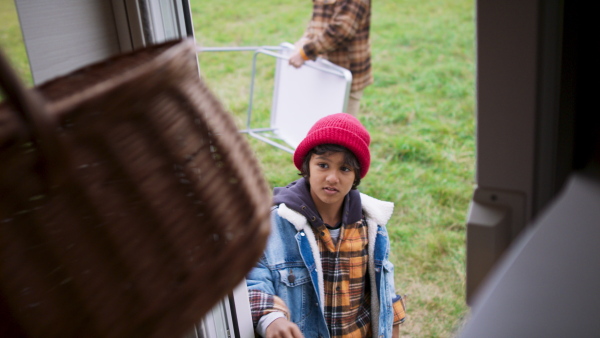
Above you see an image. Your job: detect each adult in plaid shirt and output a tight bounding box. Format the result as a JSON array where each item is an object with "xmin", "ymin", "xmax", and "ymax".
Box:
[
  {"xmin": 288, "ymin": 0, "xmax": 373, "ymax": 116},
  {"xmin": 247, "ymin": 114, "xmax": 406, "ymax": 337}
]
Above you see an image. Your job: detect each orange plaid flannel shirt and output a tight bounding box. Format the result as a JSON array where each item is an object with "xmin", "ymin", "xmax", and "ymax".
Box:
[
  {"xmin": 301, "ymin": 0, "xmax": 373, "ymax": 92},
  {"xmin": 315, "ymin": 219, "xmax": 405, "ymax": 337}
]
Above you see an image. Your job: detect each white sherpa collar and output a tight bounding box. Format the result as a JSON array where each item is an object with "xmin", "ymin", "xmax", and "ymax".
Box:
[
  {"xmin": 276, "ymin": 193, "xmax": 395, "ymax": 244},
  {"xmin": 278, "ymin": 192, "xmax": 394, "ymax": 229},
  {"xmin": 359, "ymin": 192, "xmax": 394, "ymax": 225},
  {"xmin": 277, "ymin": 203, "xmax": 308, "ymax": 232}
]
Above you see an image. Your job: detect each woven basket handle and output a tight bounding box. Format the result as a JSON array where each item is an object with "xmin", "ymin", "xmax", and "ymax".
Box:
[{"xmin": 0, "ymin": 49, "xmax": 67, "ymax": 187}]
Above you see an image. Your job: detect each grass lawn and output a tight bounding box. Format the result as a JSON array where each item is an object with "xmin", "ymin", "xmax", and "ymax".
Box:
[
  {"xmin": 0, "ymin": 0, "xmax": 31, "ymax": 85},
  {"xmin": 1, "ymin": 0, "xmax": 475, "ymax": 336}
]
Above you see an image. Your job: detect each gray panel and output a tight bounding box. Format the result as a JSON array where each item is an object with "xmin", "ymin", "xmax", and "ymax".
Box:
[
  {"xmin": 460, "ymin": 173, "xmax": 600, "ymax": 337},
  {"xmin": 466, "ymin": 188, "xmax": 525, "ymax": 302},
  {"xmin": 466, "ymin": 0, "xmax": 542, "ymax": 300},
  {"xmin": 533, "ymin": 0, "xmax": 568, "ymax": 214},
  {"xmin": 467, "ymin": 0, "xmax": 568, "ymax": 301},
  {"xmin": 475, "ymin": 0, "xmax": 539, "ymax": 213},
  {"xmin": 15, "ymin": 0, "xmax": 121, "ymax": 84}
]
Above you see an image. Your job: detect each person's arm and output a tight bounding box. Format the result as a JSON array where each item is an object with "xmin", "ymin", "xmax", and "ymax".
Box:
[
  {"xmin": 390, "ymin": 291, "xmax": 406, "ymax": 337},
  {"xmin": 302, "ymin": 0, "xmax": 370, "ymax": 59},
  {"xmin": 294, "ymin": 36, "xmax": 310, "ymax": 50},
  {"xmin": 289, "ymin": 0, "xmax": 369, "ymax": 67},
  {"xmin": 248, "ymin": 288, "xmax": 303, "ymax": 337},
  {"xmin": 392, "ymin": 323, "xmax": 400, "ymax": 338},
  {"xmin": 247, "ymin": 258, "xmax": 294, "ymax": 333},
  {"xmin": 289, "ymin": 48, "xmax": 310, "ymax": 68},
  {"xmin": 265, "ymin": 317, "xmax": 304, "ymax": 338}
]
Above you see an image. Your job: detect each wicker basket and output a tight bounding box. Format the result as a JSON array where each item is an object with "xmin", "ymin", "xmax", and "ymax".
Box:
[{"xmin": 0, "ymin": 39, "xmax": 271, "ymax": 338}]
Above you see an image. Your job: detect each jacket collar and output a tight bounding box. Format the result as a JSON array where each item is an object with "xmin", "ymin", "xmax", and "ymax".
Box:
[
  {"xmin": 278, "ymin": 192, "xmax": 394, "ymax": 232},
  {"xmin": 273, "ymin": 178, "xmax": 364, "ymax": 228},
  {"xmin": 359, "ymin": 193, "xmax": 394, "ymax": 226}
]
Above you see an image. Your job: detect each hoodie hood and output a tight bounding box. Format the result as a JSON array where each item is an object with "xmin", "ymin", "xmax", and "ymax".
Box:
[{"xmin": 273, "ymin": 178, "xmax": 363, "ymax": 228}]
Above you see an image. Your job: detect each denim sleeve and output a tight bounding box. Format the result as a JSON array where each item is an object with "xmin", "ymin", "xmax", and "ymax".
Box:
[{"xmin": 247, "ymin": 257, "xmax": 291, "ymax": 327}]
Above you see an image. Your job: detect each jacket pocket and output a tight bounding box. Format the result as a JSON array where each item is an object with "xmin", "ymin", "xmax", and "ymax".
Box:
[
  {"xmin": 276, "ymin": 267, "xmax": 315, "ymax": 327},
  {"xmin": 278, "ymin": 267, "xmax": 311, "ymax": 287}
]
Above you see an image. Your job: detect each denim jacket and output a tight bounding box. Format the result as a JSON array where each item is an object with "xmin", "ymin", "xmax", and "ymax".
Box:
[{"xmin": 246, "ymin": 192, "xmax": 400, "ymax": 337}]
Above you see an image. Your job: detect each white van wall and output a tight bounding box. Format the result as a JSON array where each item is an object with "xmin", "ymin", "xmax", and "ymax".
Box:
[{"xmin": 15, "ymin": 0, "xmax": 121, "ymax": 84}]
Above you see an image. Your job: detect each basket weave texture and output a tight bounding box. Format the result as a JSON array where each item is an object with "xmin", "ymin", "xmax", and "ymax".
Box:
[{"xmin": 0, "ymin": 39, "xmax": 271, "ymax": 338}]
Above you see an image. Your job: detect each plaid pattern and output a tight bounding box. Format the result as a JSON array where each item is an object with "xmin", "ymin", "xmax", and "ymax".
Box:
[
  {"xmin": 393, "ymin": 295, "xmax": 406, "ymax": 325},
  {"xmin": 317, "ymin": 219, "xmax": 407, "ymax": 337},
  {"xmin": 248, "ymin": 289, "xmax": 290, "ymax": 326},
  {"xmin": 302, "ymin": 0, "xmax": 373, "ymax": 92},
  {"xmin": 316, "ymin": 219, "xmax": 372, "ymax": 336}
]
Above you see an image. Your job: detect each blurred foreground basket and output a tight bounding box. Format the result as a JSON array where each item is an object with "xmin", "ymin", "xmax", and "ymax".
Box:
[{"xmin": 0, "ymin": 39, "xmax": 271, "ymax": 338}]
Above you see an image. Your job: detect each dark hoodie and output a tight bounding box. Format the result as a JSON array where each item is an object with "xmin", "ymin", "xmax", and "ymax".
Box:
[{"xmin": 272, "ymin": 178, "xmax": 363, "ymax": 229}]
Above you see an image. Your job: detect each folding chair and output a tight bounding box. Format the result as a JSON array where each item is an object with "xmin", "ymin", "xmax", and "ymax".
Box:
[{"xmin": 200, "ymin": 42, "xmax": 352, "ymax": 153}]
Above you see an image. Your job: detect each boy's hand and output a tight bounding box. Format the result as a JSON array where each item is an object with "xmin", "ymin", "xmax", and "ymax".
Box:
[{"xmin": 265, "ymin": 317, "xmax": 304, "ymax": 338}]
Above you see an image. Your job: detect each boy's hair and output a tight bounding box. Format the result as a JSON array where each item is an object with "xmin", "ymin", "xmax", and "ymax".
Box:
[{"xmin": 299, "ymin": 144, "xmax": 362, "ymax": 189}]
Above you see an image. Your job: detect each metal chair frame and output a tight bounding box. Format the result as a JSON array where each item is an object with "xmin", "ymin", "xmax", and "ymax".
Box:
[{"xmin": 198, "ymin": 43, "xmax": 352, "ymax": 153}]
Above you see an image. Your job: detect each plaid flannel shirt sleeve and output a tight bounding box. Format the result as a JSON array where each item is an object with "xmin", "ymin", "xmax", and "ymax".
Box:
[
  {"xmin": 392, "ymin": 294, "xmax": 407, "ymax": 325},
  {"xmin": 303, "ymin": 0, "xmax": 370, "ymax": 59},
  {"xmin": 248, "ymin": 289, "xmax": 291, "ymax": 328}
]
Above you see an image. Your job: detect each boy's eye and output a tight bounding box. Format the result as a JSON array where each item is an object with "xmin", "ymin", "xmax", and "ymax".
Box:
[
  {"xmin": 341, "ymin": 166, "xmax": 352, "ymax": 172},
  {"xmin": 317, "ymin": 163, "xmax": 328, "ymax": 168}
]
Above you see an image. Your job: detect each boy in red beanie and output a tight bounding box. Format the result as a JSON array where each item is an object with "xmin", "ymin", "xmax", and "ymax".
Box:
[{"xmin": 247, "ymin": 113, "xmax": 406, "ymax": 337}]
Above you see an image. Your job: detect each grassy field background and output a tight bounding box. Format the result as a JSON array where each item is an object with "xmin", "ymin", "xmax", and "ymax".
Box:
[
  {"xmin": 1, "ymin": 0, "xmax": 475, "ymax": 336},
  {"xmin": 0, "ymin": 0, "xmax": 32, "ymax": 85}
]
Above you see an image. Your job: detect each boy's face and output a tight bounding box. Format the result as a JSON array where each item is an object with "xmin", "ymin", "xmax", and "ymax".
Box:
[{"xmin": 308, "ymin": 151, "xmax": 356, "ymax": 212}]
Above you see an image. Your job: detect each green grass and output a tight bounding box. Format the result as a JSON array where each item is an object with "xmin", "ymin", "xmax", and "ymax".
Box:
[
  {"xmin": 0, "ymin": 0, "xmax": 32, "ymax": 86},
  {"xmin": 1, "ymin": 0, "xmax": 475, "ymax": 336}
]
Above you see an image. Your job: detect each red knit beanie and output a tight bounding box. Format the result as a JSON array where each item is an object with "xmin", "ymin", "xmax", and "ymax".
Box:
[{"xmin": 294, "ymin": 113, "xmax": 371, "ymax": 178}]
